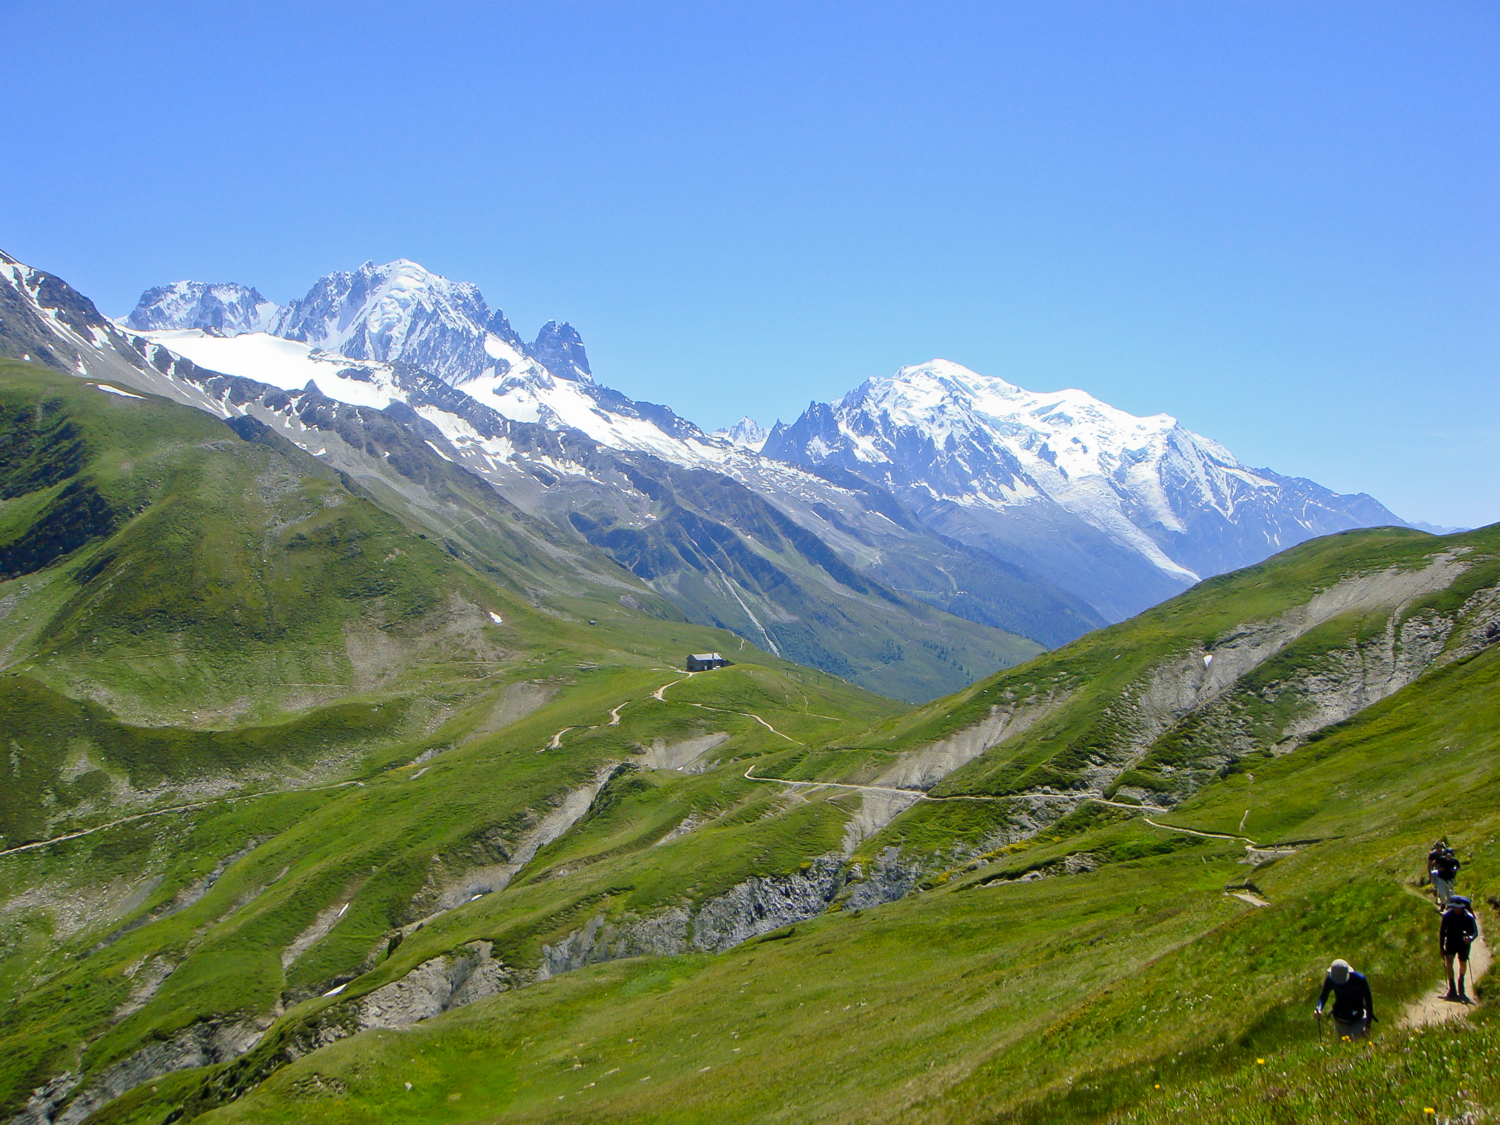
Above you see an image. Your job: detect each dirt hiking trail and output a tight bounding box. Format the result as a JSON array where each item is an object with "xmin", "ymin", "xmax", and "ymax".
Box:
[{"xmin": 1398, "ymin": 888, "xmax": 1490, "ymax": 1030}]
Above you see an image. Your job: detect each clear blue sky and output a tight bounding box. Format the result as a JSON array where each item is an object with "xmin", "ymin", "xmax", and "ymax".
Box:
[{"xmin": 3, "ymin": 1, "xmax": 1496, "ymax": 527}]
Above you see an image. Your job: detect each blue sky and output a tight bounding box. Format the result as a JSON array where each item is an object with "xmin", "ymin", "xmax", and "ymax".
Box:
[{"xmin": 3, "ymin": 1, "xmax": 1496, "ymax": 526}]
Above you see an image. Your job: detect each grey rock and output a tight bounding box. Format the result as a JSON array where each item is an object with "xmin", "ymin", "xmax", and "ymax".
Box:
[
  {"xmin": 527, "ymin": 321, "xmax": 591, "ymax": 382},
  {"xmin": 843, "ymin": 847, "xmax": 923, "ymax": 911},
  {"xmin": 538, "ymin": 854, "xmax": 848, "ymax": 977},
  {"xmin": 11, "ymin": 1018, "xmax": 268, "ymax": 1125},
  {"xmin": 357, "ymin": 942, "xmax": 513, "ymax": 1031},
  {"xmin": 125, "ymin": 281, "xmax": 275, "ymax": 335}
]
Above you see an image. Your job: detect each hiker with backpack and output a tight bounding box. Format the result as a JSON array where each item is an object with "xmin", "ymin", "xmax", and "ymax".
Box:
[
  {"xmin": 1315, "ymin": 958, "xmax": 1375, "ymax": 1040},
  {"xmin": 1428, "ymin": 839, "xmax": 1460, "ymax": 908},
  {"xmin": 1441, "ymin": 895, "xmax": 1481, "ymax": 1002}
]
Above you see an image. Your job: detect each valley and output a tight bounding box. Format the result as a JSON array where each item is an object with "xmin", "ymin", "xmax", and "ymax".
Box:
[{"xmin": 0, "ymin": 253, "xmax": 1494, "ymax": 1125}]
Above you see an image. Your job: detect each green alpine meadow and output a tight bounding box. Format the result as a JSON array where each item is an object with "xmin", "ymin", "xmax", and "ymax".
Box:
[{"xmin": 0, "ymin": 356, "xmax": 1495, "ymax": 1124}]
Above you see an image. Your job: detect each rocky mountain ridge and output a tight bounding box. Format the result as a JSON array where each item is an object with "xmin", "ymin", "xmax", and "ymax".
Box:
[
  {"xmin": 123, "ymin": 281, "xmax": 277, "ymax": 335},
  {"xmin": 125, "ymin": 258, "xmax": 593, "ymax": 390}
]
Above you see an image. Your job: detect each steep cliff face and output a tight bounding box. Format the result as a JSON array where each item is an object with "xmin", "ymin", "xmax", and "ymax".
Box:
[{"xmin": 539, "ymin": 855, "xmax": 850, "ymax": 975}]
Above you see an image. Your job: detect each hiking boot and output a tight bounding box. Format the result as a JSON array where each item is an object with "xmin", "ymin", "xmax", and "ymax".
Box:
[
  {"xmin": 1444, "ymin": 988, "xmax": 1460, "ymax": 1001},
  {"xmin": 1459, "ymin": 988, "xmax": 1469, "ymax": 1002}
]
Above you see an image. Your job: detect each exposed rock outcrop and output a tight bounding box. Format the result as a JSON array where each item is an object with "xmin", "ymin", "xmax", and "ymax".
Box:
[
  {"xmin": 10, "ymin": 1017, "xmax": 268, "ymax": 1125},
  {"xmin": 843, "ymin": 847, "xmax": 924, "ymax": 911},
  {"xmin": 356, "ymin": 942, "xmax": 514, "ymax": 1030},
  {"xmin": 538, "ymin": 855, "xmax": 849, "ymax": 977}
]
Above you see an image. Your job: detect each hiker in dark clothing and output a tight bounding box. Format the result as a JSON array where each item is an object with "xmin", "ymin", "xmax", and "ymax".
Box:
[
  {"xmin": 1315, "ymin": 959, "xmax": 1374, "ymax": 1040},
  {"xmin": 1429, "ymin": 840, "xmax": 1460, "ymax": 908},
  {"xmin": 1441, "ymin": 895, "xmax": 1481, "ymax": 1002}
]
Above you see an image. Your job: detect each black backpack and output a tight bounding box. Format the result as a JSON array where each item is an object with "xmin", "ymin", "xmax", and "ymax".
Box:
[{"xmin": 1444, "ymin": 903, "xmax": 1478, "ymax": 943}]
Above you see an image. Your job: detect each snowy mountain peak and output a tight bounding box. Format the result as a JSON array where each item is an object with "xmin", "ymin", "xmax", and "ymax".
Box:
[
  {"xmin": 527, "ymin": 320, "xmax": 592, "ymax": 383},
  {"xmin": 265, "ymin": 258, "xmax": 501, "ymax": 385},
  {"xmin": 852, "ymin": 359, "xmax": 1179, "ymax": 446},
  {"xmin": 763, "ymin": 357, "xmax": 1406, "ymax": 620},
  {"xmin": 122, "ymin": 259, "xmax": 590, "ymax": 392},
  {"xmin": 715, "ymin": 416, "xmax": 770, "ymax": 451},
  {"xmin": 6, "ymin": 244, "xmax": 1412, "ymax": 638},
  {"xmin": 124, "ymin": 281, "xmax": 277, "ymax": 335}
]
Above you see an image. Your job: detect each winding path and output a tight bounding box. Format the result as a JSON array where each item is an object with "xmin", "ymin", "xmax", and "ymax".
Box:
[
  {"xmin": 740, "ymin": 766, "xmax": 1168, "ymax": 812},
  {"xmin": 649, "ymin": 673, "xmax": 803, "ymax": 745},
  {"xmin": 1142, "ymin": 816, "xmax": 1258, "ymax": 846},
  {"xmin": 0, "ymin": 779, "xmax": 365, "ymax": 859}
]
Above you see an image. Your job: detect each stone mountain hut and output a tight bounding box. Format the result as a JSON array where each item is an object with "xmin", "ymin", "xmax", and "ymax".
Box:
[{"xmin": 686, "ymin": 652, "xmax": 732, "ymax": 672}]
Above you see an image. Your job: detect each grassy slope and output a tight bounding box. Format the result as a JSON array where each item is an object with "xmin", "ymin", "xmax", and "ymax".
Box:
[
  {"xmin": 5, "ymin": 359, "xmax": 1498, "ymax": 1124},
  {"xmin": 178, "ymin": 621, "xmax": 1498, "ymax": 1125},
  {"xmin": 164, "ymin": 529, "xmax": 1500, "ymax": 1125},
  {"xmin": 755, "ymin": 525, "xmax": 1498, "ymax": 801},
  {"xmin": 562, "ymin": 457, "xmax": 1046, "ymax": 704},
  {"xmin": 0, "ymin": 360, "xmax": 503, "ymax": 725},
  {"xmin": 0, "ymin": 658, "xmax": 896, "ymax": 1119},
  {"xmin": 0, "ymin": 363, "xmax": 905, "ymax": 1117}
]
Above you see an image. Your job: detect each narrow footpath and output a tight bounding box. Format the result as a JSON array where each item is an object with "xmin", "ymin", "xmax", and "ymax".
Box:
[
  {"xmin": 741, "ymin": 765, "xmax": 1167, "ymax": 812},
  {"xmin": 1398, "ymin": 884, "xmax": 1491, "ymax": 1029},
  {"xmin": 0, "ymin": 779, "xmax": 365, "ymax": 859},
  {"xmin": 649, "ymin": 673, "xmax": 803, "ymax": 744}
]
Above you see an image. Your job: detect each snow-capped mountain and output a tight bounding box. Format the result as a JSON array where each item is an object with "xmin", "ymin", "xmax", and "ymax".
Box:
[
  {"xmin": 126, "ymin": 258, "xmax": 723, "ymax": 462},
  {"xmin": 762, "ymin": 360, "xmax": 1407, "ymax": 619},
  {"xmin": 715, "ymin": 417, "xmax": 769, "ymax": 451},
  {"xmin": 118, "ymin": 262, "xmax": 1410, "ymax": 623},
  {"xmin": 125, "ymin": 281, "xmax": 277, "ymax": 335},
  {"xmin": 529, "ymin": 320, "xmax": 592, "ymax": 383},
  {"xmin": 128, "ymin": 259, "xmax": 597, "ymax": 391},
  {"xmin": 7, "ymin": 244, "xmax": 1414, "ymax": 659},
  {"xmin": 2, "ymin": 249, "xmax": 1102, "ymax": 700},
  {"xmin": 265, "ymin": 258, "xmax": 522, "ymax": 386}
]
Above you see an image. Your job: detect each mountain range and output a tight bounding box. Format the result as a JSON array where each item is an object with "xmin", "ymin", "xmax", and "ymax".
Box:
[
  {"xmin": 4, "ymin": 250, "xmax": 1407, "ymax": 699},
  {"xmin": 118, "ymin": 257, "xmax": 1407, "ymax": 621},
  {"xmin": 761, "ymin": 361, "xmax": 1406, "ymax": 619}
]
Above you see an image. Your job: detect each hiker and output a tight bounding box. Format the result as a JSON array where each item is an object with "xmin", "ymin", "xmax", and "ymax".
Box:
[
  {"xmin": 1441, "ymin": 895, "xmax": 1481, "ymax": 1002},
  {"xmin": 1315, "ymin": 958, "xmax": 1375, "ymax": 1039},
  {"xmin": 1428, "ymin": 840, "xmax": 1460, "ymax": 908}
]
